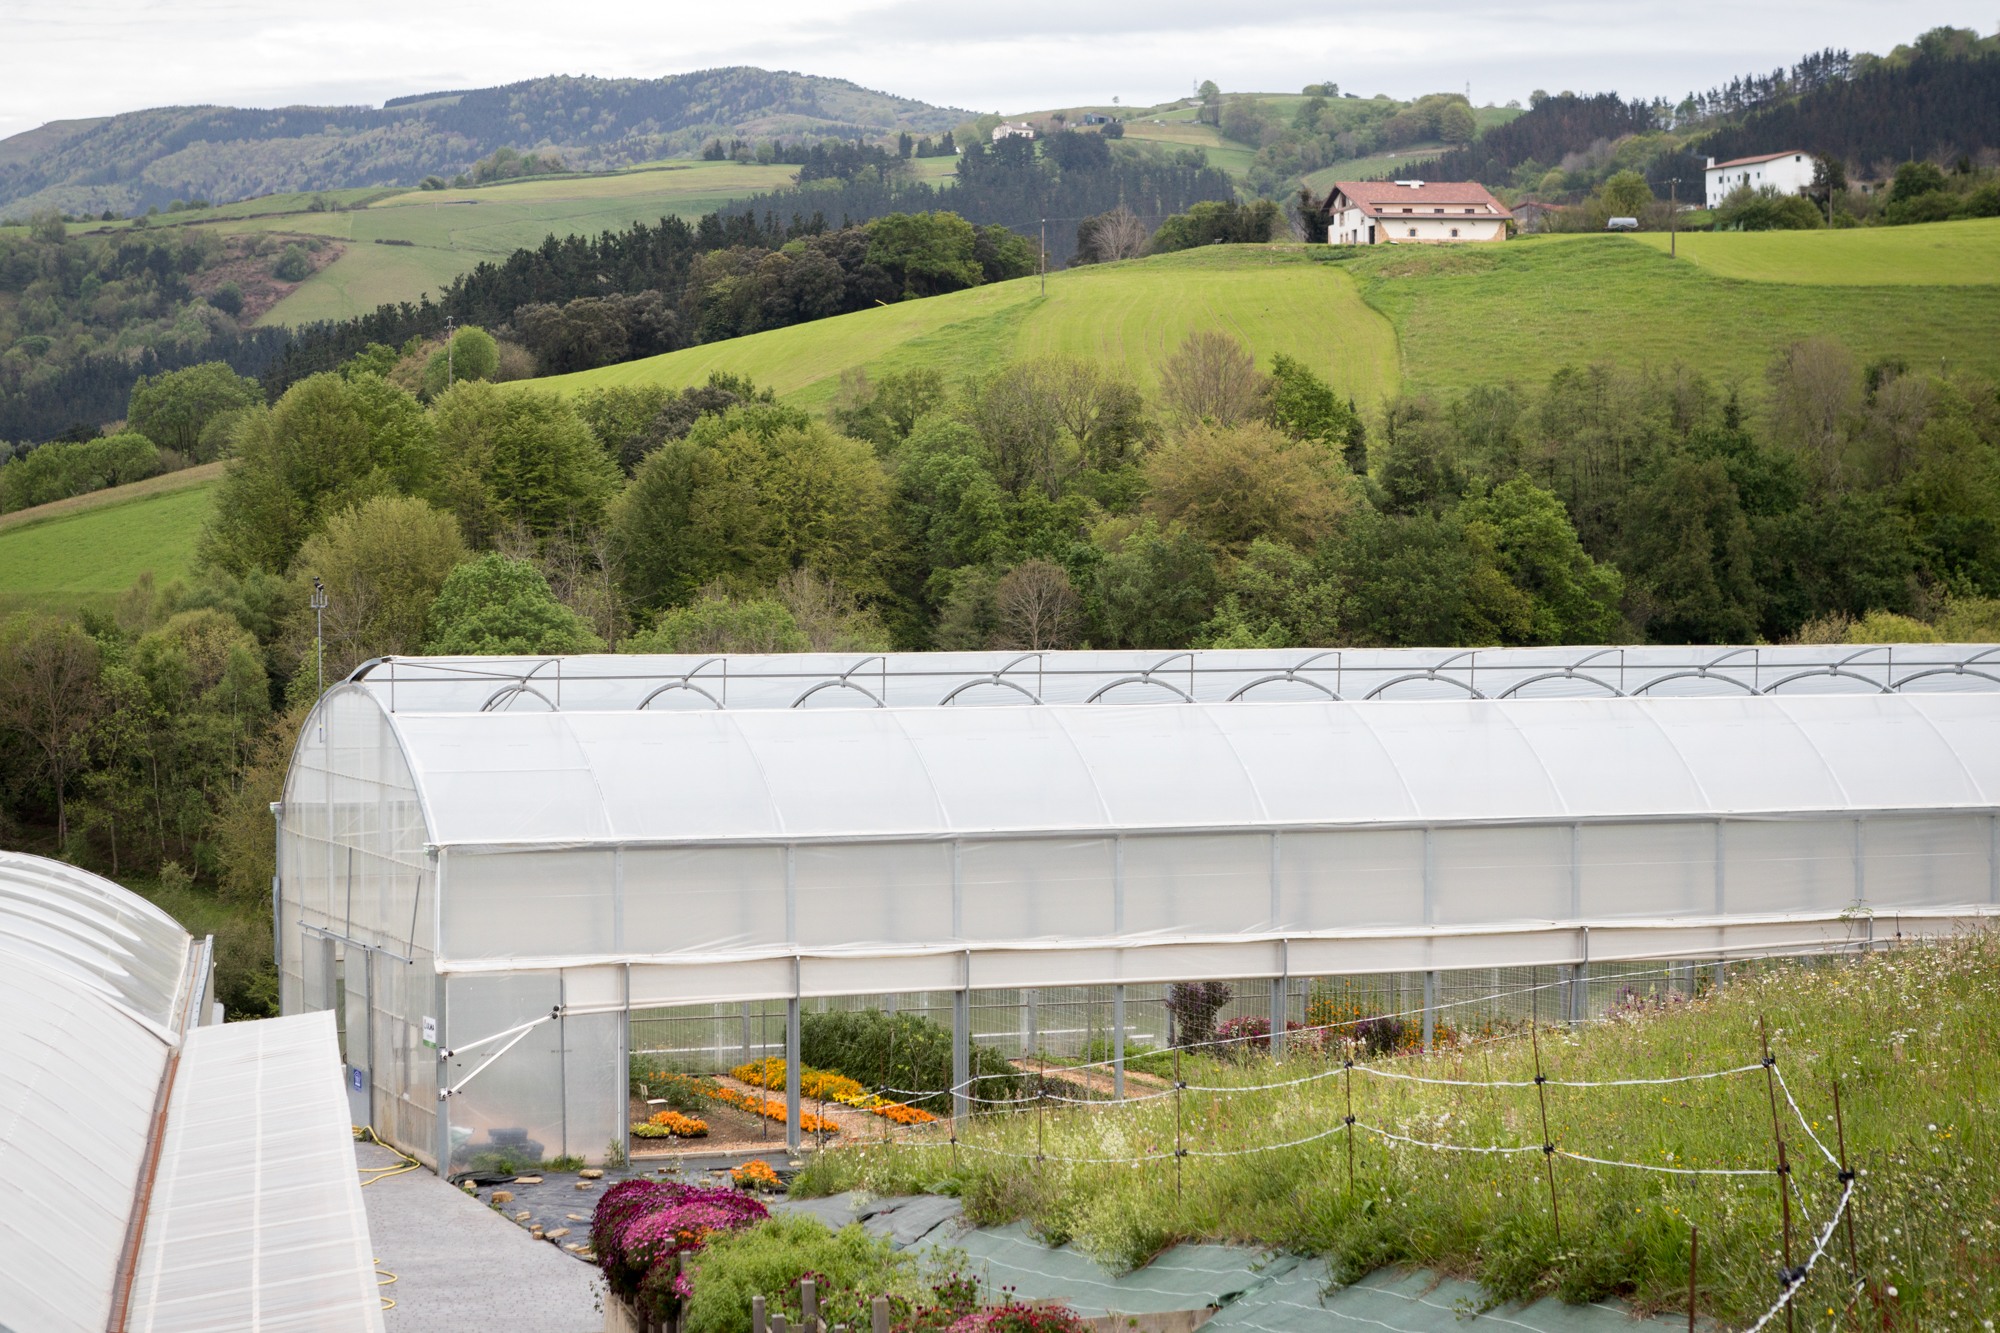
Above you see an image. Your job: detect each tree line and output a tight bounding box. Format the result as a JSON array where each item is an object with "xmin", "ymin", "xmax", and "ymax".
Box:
[{"xmin": 7, "ymin": 335, "xmax": 1999, "ymax": 1021}]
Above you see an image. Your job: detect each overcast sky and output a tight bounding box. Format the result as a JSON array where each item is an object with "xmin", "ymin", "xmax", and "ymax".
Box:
[{"xmin": 0, "ymin": 1, "xmax": 1989, "ymax": 139}]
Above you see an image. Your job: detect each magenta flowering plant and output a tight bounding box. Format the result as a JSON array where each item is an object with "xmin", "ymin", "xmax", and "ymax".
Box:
[{"xmin": 592, "ymin": 1179, "xmax": 770, "ymax": 1320}]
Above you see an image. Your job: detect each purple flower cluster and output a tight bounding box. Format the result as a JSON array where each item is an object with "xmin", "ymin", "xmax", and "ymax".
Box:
[{"xmin": 593, "ymin": 1178, "xmax": 769, "ymax": 1320}]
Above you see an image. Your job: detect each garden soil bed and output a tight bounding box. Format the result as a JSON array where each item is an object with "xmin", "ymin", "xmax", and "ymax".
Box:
[{"xmin": 628, "ymin": 1075, "xmax": 949, "ymax": 1159}]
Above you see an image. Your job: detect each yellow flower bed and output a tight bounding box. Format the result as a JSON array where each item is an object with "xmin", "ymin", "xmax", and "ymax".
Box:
[{"xmin": 727, "ymin": 1059, "xmax": 936, "ymax": 1125}]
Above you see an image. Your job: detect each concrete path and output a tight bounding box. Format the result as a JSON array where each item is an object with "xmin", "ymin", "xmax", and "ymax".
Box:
[{"xmin": 357, "ymin": 1141, "xmax": 604, "ymax": 1333}]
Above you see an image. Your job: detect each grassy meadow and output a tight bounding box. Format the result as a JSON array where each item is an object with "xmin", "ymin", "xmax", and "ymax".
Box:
[
  {"xmin": 1631, "ymin": 215, "xmax": 2000, "ymax": 285},
  {"xmin": 1353, "ymin": 225, "xmax": 2000, "ymax": 396},
  {"xmin": 795, "ymin": 933, "xmax": 2000, "ymax": 1326},
  {"xmin": 542, "ymin": 245, "xmax": 1397, "ymax": 410},
  {"xmin": 541, "ymin": 221, "xmax": 2000, "ymax": 414},
  {"xmin": 0, "ymin": 470, "xmax": 216, "ymax": 615}
]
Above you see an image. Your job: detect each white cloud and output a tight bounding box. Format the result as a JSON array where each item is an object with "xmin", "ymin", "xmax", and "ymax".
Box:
[{"xmin": 0, "ymin": 0, "xmax": 1985, "ymax": 138}]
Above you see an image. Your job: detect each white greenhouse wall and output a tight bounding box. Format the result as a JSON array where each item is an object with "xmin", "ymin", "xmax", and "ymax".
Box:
[{"xmin": 278, "ymin": 668, "xmax": 2000, "ymax": 1168}]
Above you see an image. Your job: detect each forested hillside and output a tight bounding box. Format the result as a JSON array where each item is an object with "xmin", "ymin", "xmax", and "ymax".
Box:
[
  {"xmin": 0, "ymin": 68, "xmax": 967, "ymax": 220},
  {"xmin": 1408, "ymin": 27, "xmax": 2000, "ymax": 197},
  {"xmin": 262, "ymin": 134, "xmax": 1232, "ymax": 391}
]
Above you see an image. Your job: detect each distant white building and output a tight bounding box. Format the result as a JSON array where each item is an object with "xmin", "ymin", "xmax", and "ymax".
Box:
[
  {"xmin": 1324, "ymin": 179, "xmax": 1511, "ymax": 245},
  {"xmin": 1704, "ymin": 151, "xmax": 1814, "ymax": 208},
  {"xmin": 991, "ymin": 121, "xmax": 1037, "ymax": 142}
]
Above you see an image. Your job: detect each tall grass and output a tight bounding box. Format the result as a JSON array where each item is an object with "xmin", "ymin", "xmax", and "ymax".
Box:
[{"xmin": 793, "ymin": 933, "xmax": 2000, "ymax": 1327}]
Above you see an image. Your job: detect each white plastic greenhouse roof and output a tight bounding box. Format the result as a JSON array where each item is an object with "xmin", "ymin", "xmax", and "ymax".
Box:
[
  {"xmin": 0, "ymin": 855, "xmax": 381, "ymax": 1333},
  {"xmin": 375, "ymin": 692, "xmax": 2000, "ymax": 849},
  {"xmin": 131, "ymin": 1012, "xmax": 385, "ymax": 1333},
  {"xmin": 345, "ymin": 644, "xmax": 2000, "ymax": 713},
  {"xmin": 0, "ymin": 850, "xmax": 193, "ymax": 1032},
  {"xmin": 0, "ymin": 949, "xmax": 174, "ymax": 1333}
]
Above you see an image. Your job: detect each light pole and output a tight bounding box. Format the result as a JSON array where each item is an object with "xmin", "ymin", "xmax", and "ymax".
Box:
[{"xmin": 311, "ymin": 576, "xmax": 328, "ymax": 696}]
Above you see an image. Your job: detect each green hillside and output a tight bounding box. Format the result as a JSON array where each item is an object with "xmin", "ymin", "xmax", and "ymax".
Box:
[
  {"xmin": 0, "ymin": 475, "xmax": 214, "ymax": 616},
  {"xmin": 191, "ymin": 159, "xmax": 951, "ymax": 326},
  {"xmin": 539, "ymin": 245, "xmax": 1398, "ymax": 410},
  {"xmin": 1362, "ymin": 225, "xmax": 2000, "ymax": 396},
  {"xmin": 1630, "ymin": 215, "xmax": 2000, "ymax": 285},
  {"xmin": 0, "ymin": 68, "xmax": 970, "ymax": 219},
  {"xmin": 539, "ymin": 220, "xmax": 2000, "ymax": 411}
]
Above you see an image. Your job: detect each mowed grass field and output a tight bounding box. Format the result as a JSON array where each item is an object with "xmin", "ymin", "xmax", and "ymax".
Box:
[
  {"xmin": 1351, "ymin": 224, "xmax": 2000, "ymax": 396},
  {"xmin": 539, "ymin": 246, "xmax": 1399, "ymax": 411},
  {"xmin": 541, "ymin": 220, "xmax": 2000, "ymax": 413},
  {"xmin": 0, "ymin": 474, "xmax": 215, "ymax": 616},
  {"xmin": 1631, "ymin": 215, "xmax": 2000, "ymax": 285}
]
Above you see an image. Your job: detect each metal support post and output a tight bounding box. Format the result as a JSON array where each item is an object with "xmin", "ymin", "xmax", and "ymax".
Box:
[
  {"xmin": 1422, "ymin": 970, "xmax": 1436, "ymax": 1051},
  {"xmin": 1112, "ymin": 984, "xmax": 1126, "ymax": 1099},
  {"xmin": 785, "ymin": 994, "xmax": 802, "ymax": 1152},
  {"xmin": 952, "ymin": 956, "xmax": 971, "ymax": 1126},
  {"xmin": 1269, "ymin": 975, "xmax": 1287, "ymax": 1061}
]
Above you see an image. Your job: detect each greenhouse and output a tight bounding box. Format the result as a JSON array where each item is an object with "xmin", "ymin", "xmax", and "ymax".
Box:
[
  {"xmin": 0, "ymin": 852, "xmax": 382, "ymax": 1333},
  {"xmin": 275, "ymin": 647, "xmax": 2000, "ymax": 1172}
]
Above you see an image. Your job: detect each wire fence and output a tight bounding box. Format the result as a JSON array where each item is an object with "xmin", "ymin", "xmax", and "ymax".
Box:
[{"xmin": 641, "ymin": 947, "xmax": 1896, "ymax": 1333}]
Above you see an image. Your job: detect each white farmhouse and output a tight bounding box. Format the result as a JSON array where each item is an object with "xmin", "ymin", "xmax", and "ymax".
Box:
[
  {"xmin": 1704, "ymin": 150, "xmax": 1814, "ymax": 207},
  {"xmin": 1325, "ymin": 180, "xmax": 1511, "ymax": 245},
  {"xmin": 991, "ymin": 121, "xmax": 1037, "ymax": 142}
]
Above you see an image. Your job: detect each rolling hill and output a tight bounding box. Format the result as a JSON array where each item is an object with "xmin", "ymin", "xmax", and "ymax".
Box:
[
  {"xmin": 0, "ymin": 466, "xmax": 218, "ymax": 616},
  {"xmin": 539, "ymin": 218, "xmax": 2000, "ymax": 410},
  {"xmin": 11, "ymin": 218, "xmax": 1997, "ymax": 619},
  {"xmin": 0, "ymin": 68, "xmax": 970, "ymax": 220},
  {"xmin": 539, "ymin": 245, "xmax": 1399, "ymax": 410}
]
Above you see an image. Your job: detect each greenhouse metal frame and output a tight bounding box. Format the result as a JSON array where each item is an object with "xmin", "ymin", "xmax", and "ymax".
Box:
[{"xmin": 274, "ymin": 648, "xmax": 2000, "ymax": 1170}]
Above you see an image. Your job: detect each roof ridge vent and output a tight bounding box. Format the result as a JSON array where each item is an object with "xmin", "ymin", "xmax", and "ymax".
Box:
[{"xmin": 1393, "ymin": 179, "xmax": 1425, "ymax": 187}]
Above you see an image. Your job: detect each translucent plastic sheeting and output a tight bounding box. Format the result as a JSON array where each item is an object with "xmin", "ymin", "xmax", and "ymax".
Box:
[
  {"xmin": 0, "ymin": 950, "xmax": 171, "ymax": 1333},
  {"xmin": 130, "ymin": 1011, "xmax": 384, "ymax": 1333},
  {"xmin": 0, "ymin": 850, "xmax": 193, "ymax": 1031},
  {"xmin": 340, "ymin": 645, "xmax": 2000, "ymax": 713},
  {"xmin": 378, "ymin": 694, "xmax": 2000, "ymax": 850}
]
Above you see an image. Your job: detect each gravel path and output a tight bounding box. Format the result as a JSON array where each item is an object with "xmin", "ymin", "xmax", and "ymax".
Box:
[{"xmin": 357, "ymin": 1141, "xmax": 603, "ymax": 1332}]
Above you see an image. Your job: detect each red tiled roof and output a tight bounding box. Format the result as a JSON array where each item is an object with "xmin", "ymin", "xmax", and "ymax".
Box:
[
  {"xmin": 1324, "ymin": 180, "xmax": 1511, "ymax": 218},
  {"xmin": 1708, "ymin": 150, "xmax": 1807, "ymax": 170}
]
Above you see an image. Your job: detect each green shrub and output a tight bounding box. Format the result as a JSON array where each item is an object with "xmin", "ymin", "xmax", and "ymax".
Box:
[
  {"xmin": 272, "ymin": 244, "xmax": 312, "ymax": 281},
  {"xmin": 799, "ymin": 1008, "xmax": 1021, "ymax": 1112},
  {"xmin": 683, "ymin": 1214, "xmax": 935, "ymax": 1333}
]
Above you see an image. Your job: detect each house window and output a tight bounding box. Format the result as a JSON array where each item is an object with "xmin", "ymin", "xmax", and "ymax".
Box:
[
  {"xmin": 1464, "ymin": 208, "xmax": 1476, "ymax": 213},
  {"xmin": 1450, "ymin": 228, "xmax": 1460, "ymax": 237},
  {"xmin": 1434, "ymin": 207, "xmax": 1445, "ymax": 213},
  {"xmin": 1407, "ymin": 228, "xmax": 1417, "ymax": 237}
]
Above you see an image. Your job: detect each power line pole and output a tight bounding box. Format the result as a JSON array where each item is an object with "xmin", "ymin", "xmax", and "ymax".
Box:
[
  {"xmin": 310, "ymin": 577, "xmax": 328, "ymax": 696},
  {"xmin": 1668, "ymin": 177, "xmax": 1680, "ymax": 258},
  {"xmin": 444, "ymin": 314, "xmax": 455, "ymax": 388},
  {"xmin": 1039, "ymin": 217, "xmax": 1046, "ymax": 296}
]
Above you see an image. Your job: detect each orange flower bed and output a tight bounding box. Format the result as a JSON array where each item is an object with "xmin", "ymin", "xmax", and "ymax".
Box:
[
  {"xmin": 702, "ymin": 1083, "xmax": 838, "ymax": 1133},
  {"xmin": 868, "ymin": 1101, "xmax": 937, "ymax": 1126},
  {"xmin": 650, "ymin": 1110, "xmax": 710, "ymax": 1135},
  {"xmin": 731, "ymin": 1158, "xmax": 781, "ymax": 1189}
]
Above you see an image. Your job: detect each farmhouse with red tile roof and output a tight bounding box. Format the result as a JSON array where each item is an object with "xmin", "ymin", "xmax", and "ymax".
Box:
[{"xmin": 1324, "ymin": 180, "xmax": 1512, "ymax": 245}]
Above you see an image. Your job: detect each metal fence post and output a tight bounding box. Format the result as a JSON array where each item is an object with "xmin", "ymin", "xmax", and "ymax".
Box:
[{"xmin": 952, "ymin": 953, "xmax": 970, "ymax": 1127}]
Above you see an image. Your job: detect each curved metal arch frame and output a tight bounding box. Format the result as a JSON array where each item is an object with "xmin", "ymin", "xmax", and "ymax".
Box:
[
  {"xmin": 1496, "ymin": 670, "xmax": 1625, "ymax": 700},
  {"xmin": 1630, "ymin": 669, "xmax": 1760, "ymax": 697},
  {"xmin": 1887, "ymin": 665, "xmax": 2000, "ymax": 692},
  {"xmin": 1759, "ymin": 666, "xmax": 1893, "ymax": 695},
  {"xmin": 791, "ymin": 679, "xmax": 886, "ymax": 709},
  {"xmin": 1226, "ymin": 673, "xmax": 1342, "ymax": 702},
  {"xmin": 1363, "ymin": 671, "xmax": 1488, "ymax": 701},
  {"xmin": 938, "ymin": 676, "xmax": 1043, "ymax": 705},
  {"xmin": 637, "ymin": 681, "xmax": 726, "ymax": 711},
  {"xmin": 480, "ymin": 684, "xmax": 557, "ymax": 712},
  {"xmin": 1084, "ymin": 675, "xmax": 1195, "ymax": 704}
]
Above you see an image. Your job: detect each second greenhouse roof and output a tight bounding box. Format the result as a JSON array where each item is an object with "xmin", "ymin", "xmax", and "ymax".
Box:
[{"xmin": 374, "ymin": 691, "xmax": 2000, "ymax": 849}]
